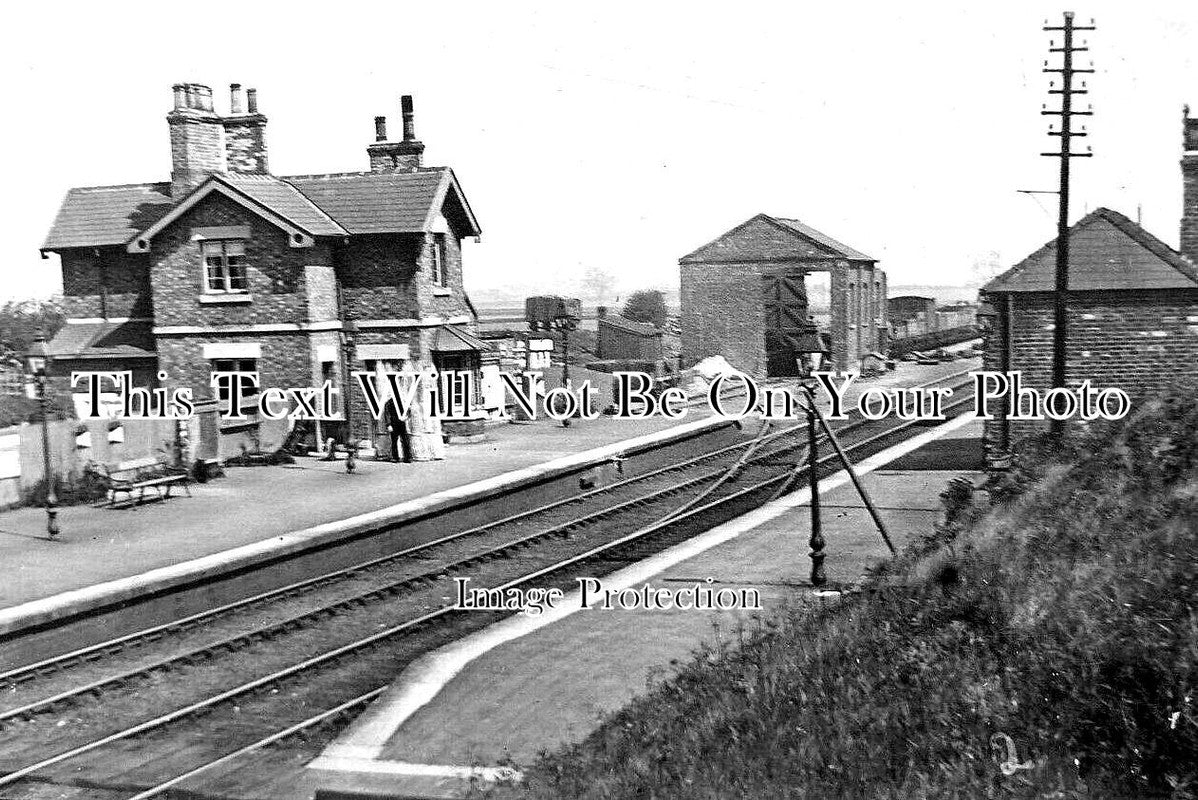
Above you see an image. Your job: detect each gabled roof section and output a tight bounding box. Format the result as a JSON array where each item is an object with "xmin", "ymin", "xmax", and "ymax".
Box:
[
  {"xmin": 126, "ymin": 174, "xmax": 346, "ymax": 252},
  {"xmin": 223, "ymin": 174, "xmax": 347, "ymax": 236},
  {"xmin": 600, "ymin": 314, "xmax": 662, "ymax": 336},
  {"xmin": 982, "ymin": 207, "xmax": 1198, "ymax": 293},
  {"xmin": 771, "ymin": 217, "xmax": 874, "ymax": 261},
  {"xmin": 284, "ymin": 168, "xmax": 482, "ymax": 237},
  {"xmin": 679, "ymin": 213, "xmax": 875, "ymax": 265},
  {"xmin": 43, "ymin": 183, "xmax": 174, "ymax": 250}
]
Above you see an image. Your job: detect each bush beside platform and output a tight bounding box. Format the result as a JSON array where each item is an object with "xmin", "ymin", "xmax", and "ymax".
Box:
[{"xmin": 489, "ymin": 389, "xmax": 1198, "ymax": 799}]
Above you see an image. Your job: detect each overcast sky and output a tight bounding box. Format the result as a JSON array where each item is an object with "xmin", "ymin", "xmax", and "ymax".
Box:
[{"xmin": 1, "ymin": 1, "xmax": 1195, "ymax": 303}]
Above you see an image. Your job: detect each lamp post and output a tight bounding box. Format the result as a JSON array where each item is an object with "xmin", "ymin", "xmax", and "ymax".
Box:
[
  {"xmin": 793, "ymin": 327, "xmax": 831, "ymax": 587},
  {"xmin": 25, "ymin": 336, "xmax": 59, "ymax": 539},
  {"xmin": 341, "ymin": 320, "xmax": 359, "ymax": 473}
]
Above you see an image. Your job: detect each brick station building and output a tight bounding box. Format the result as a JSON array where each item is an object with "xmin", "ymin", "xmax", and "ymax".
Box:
[
  {"xmin": 41, "ymin": 83, "xmax": 484, "ymax": 458},
  {"xmin": 679, "ymin": 213, "xmax": 886, "ymax": 375},
  {"xmin": 979, "ymin": 109, "xmax": 1198, "ymax": 463}
]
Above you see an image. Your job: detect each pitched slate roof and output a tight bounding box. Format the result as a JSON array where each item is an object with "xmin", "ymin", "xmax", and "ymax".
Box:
[
  {"xmin": 771, "ymin": 217, "xmax": 874, "ymax": 261},
  {"xmin": 983, "ymin": 208, "xmax": 1198, "ymax": 293},
  {"xmin": 43, "ymin": 183, "xmax": 174, "ymax": 250},
  {"xmin": 679, "ymin": 213, "xmax": 875, "ymax": 264},
  {"xmin": 285, "ymin": 168, "xmax": 480, "ymax": 236},
  {"xmin": 44, "ymin": 167, "xmax": 480, "ymax": 251},
  {"xmin": 45, "ymin": 321, "xmax": 155, "ymax": 359},
  {"xmin": 221, "ymin": 174, "xmax": 346, "ymax": 236}
]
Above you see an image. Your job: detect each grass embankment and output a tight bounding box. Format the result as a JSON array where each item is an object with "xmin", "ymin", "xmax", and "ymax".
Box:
[{"xmin": 506, "ymin": 392, "xmax": 1198, "ymax": 799}]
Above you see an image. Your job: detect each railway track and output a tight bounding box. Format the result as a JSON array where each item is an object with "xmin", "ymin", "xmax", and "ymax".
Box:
[{"xmin": 0, "ymin": 370, "xmax": 978, "ymax": 800}]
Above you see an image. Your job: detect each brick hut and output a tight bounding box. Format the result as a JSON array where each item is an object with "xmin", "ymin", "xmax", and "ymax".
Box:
[
  {"xmin": 980, "ymin": 208, "xmax": 1198, "ymax": 465},
  {"xmin": 679, "ymin": 213, "xmax": 885, "ymax": 376},
  {"xmin": 40, "ymin": 83, "xmax": 484, "ymax": 460}
]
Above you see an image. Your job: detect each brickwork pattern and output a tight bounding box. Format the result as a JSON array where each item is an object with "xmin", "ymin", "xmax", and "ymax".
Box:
[
  {"xmin": 680, "ymin": 262, "xmax": 767, "ymax": 375},
  {"xmin": 156, "ymin": 332, "xmax": 317, "ymax": 402},
  {"xmin": 168, "ymin": 112, "xmax": 227, "ymax": 197},
  {"xmin": 223, "ymin": 116, "xmax": 269, "ymax": 174},
  {"xmin": 982, "ymin": 289, "xmax": 1198, "ymax": 462},
  {"xmin": 150, "ymin": 192, "xmax": 330, "ymax": 327},
  {"xmin": 367, "ymin": 142, "xmax": 424, "ymax": 173},
  {"xmin": 338, "ymin": 235, "xmax": 421, "ymax": 321},
  {"xmin": 59, "ymin": 250, "xmax": 154, "ymax": 319},
  {"xmin": 1183, "ymin": 154, "xmax": 1198, "ymax": 264},
  {"xmin": 413, "ymin": 232, "xmax": 472, "ymax": 320}
]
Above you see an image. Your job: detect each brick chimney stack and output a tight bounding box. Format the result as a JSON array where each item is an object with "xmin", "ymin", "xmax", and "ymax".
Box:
[
  {"xmin": 1182, "ymin": 105, "xmax": 1198, "ymax": 264},
  {"xmin": 222, "ymin": 84, "xmax": 269, "ymax": 176},
  {"xmin": 367, "ymin": 94, "xmax": 425, "ymax": 173},
  {"xmin": 167, "ymin": 82, "xmax": 227, "ymax": 197}
]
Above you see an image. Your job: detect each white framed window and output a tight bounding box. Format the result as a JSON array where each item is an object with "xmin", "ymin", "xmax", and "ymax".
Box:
[
  {"xmin": 430, "ymin": 234, "xmax": 447, "ymax": 287},
  {"xmin": 211, "ymin": 357, "xmax": 257, "ymax": 404},
  {"xmin": 202, "ymin": 240, "xmax": 248, "ymax": 293}
]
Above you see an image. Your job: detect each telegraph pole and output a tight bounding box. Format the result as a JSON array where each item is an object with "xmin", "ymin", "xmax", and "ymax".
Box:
[{"xmin": 1041, "ymin": 11, "xmax": 1094, "ymax": 438}]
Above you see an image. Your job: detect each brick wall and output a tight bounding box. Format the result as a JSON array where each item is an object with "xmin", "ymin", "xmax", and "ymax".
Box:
[
  {"xmin": 223, "ymin": 116, "xmax": 269, "ymax": 174},
  {"xmin": 367, "ymin": 142, "xmax": 424, "ymax": 173},
  {"xmin": 59, "ymin": 249, "xmax": 153, "ymax": 319},
  {"xmin": 413, "ymin": 231, "xmax": 473, "ymax": 321},
  {"xmin": 680, "ymin": 261, "xmax": 767, "ymax": 375},
  {"xmin": 156, "ymin": 332, "xmax": 317, "ymax": 402},
  {"xmin": 168, "ymin": 112, "xmax": 227, "ymax": 197},
  {"xmin": 1182, "ymin": 151, "xmax": 1198, "ymax": 264},
  {"xmin": 338, "ymin": 234, "xmax": 421, "ymax": 321},
  {"xmin": 982, "ymin": 289, "xmax": 1198, "ymax": 462},
  {"xmin": 150, "ymin": 192, "xmax": 329, "ymax": 327}
]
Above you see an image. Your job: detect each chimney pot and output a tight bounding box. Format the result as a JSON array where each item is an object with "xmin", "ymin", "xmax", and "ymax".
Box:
[
  {"xmin": 374, "ymin": 116, "xmax": 388, "ymax": 142},
  {"xmin": 401, "ymin": 95, "xmax": 416, "ymax": 142},
  {"xmin": 172, "ymin": 84, "xmax": 186, "ymax": 110},
  {"xmin": 247, "ymin": 88, "xmax": 259, "ymax": 114},
  {"xmin": 230, "ymin": 83, "xmax": 243, "ymax": 114}
]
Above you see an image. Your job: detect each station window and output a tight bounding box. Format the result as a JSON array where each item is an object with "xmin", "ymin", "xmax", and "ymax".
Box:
[
  {"xmin": 202, "ymin": 240, "xmax": 248, "ymax": 293},
  {"xmin": 430, "ymin": 234, "xmax": 447, "ymax": 287},
  {"xmin": 211, "ymin": 357, "xmax": 258, "ymax": 404}
]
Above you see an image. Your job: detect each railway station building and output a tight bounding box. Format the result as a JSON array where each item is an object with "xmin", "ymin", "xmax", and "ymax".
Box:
[
  {"xmin": 678, "ymin": 213, "xmax": 886, "ymax": 376},
  {"xmin": 980, "ymin": 109, "xmax": 1198, "ymax": 464},
  {"xmin": 40, "ymin": 83, "xmax": 485, "ymax": 460}
]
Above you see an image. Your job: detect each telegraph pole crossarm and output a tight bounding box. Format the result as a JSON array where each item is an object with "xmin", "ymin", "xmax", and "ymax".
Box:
[{"xmin": 1040, "ymin": 10, "xmax": 1096, "ymax": 439}]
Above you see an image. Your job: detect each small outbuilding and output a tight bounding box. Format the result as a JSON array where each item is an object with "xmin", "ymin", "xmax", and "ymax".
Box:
[
  {"xmin": 980, "ymin": 207, "xmax": 1198, "ymax": 464},
  {"xmin": 596, "ymin": 310, "xmax": 664, "ymax": 362}
]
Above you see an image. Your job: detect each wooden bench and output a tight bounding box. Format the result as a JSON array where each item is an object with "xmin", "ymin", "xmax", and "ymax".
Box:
[{"xmin": 93, "ymin": 456, "xmax": 191, "ymax": 507}]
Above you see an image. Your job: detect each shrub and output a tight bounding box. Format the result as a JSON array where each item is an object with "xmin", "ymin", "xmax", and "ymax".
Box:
[
  {"xmin": 622, "ymin": 290, "xmax": 667, "ymax": 328},
  {"xmin": 503, "ymin": 387, "xmax": 1198, "ymax": 799}
]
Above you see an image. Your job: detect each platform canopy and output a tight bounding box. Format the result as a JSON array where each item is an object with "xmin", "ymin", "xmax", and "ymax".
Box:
[{"xmin": 432, "ymin": 325, "xmax": 492, "ymax": 353}]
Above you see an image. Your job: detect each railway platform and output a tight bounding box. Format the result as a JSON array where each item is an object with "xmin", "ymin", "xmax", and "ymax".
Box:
[
  {"xmin": 0, "ymin": 358, "xmax": 976, "ymax": 617},
  {"xmin": 304, "ymin": 418, "xmax": 984, "ymax": 800},
  {"xmin": 0, "ymin": 412, "xmax": 695, "ymax": 611}
]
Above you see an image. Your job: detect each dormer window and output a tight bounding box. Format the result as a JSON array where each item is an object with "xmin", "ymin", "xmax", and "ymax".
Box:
[
  {"xmin": 202, "ymin": 240, "xmax": 248, "ymax": 293},
  {"xmin": 431, "ymin": 234, "xmax": 447, "ymax": 288}
]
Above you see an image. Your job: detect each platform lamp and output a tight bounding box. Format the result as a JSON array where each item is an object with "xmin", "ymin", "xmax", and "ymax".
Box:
[
  {"xmin": 24, "ymin": 335, "xmax": 59, "ymax": 538},
  {"xmin": 341, "ymin": 319, "xmax": 359, "ymax": 473},
  {"xmin": 793, "ymin": 326, "xmax": 831, "ymax": 586}
]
